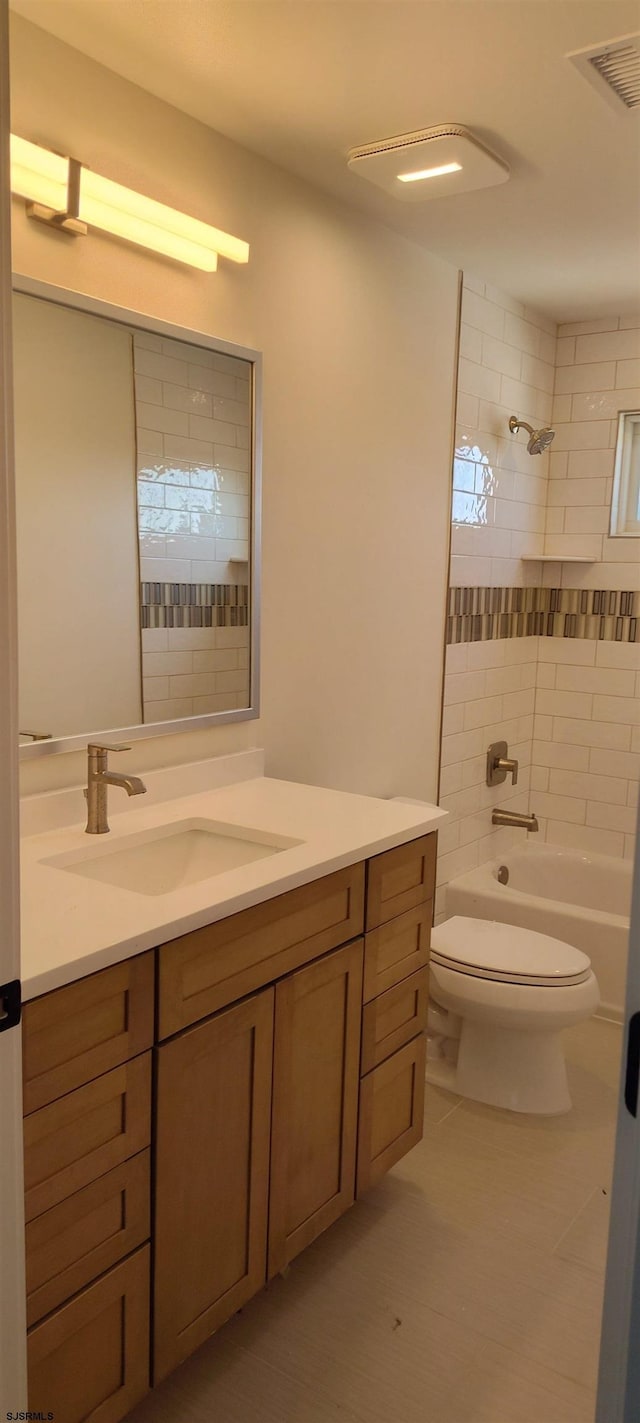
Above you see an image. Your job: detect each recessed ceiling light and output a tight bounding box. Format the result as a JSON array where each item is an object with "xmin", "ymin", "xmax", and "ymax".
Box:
[
  {"xmin": 347, "ymin": 124, "xmax": 509, "ymax": 202},
  {"xmin": 397, "ymin": 162, "xmax": 462, "ymax": 183}
]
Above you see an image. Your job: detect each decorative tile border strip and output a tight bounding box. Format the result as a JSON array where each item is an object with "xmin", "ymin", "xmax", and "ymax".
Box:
[
  {"xmin": 141, "ymin": 582, "xmax": 249, "ymax": 630},
  {"xmin": 447, "ymin": 586, "xmax": 639, "ymax": 645}
]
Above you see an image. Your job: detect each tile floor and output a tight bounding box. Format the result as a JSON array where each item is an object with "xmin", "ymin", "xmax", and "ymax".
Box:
[{"xmin": 127, "ymin": 1016, "xmax": 621, "ymax": 1423}]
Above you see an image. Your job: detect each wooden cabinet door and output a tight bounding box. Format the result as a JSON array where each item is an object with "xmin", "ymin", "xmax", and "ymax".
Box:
[
  {"xmin": 27, "ymin": 1245, "xmax": 149, "ymax": 1423},
  {"xmin": 268, "ymin": 940, "xmax": 363, "ymax": 1277},
  {"xmin": 23, "ymin": 952, "xmax": 154, "ymax": 1114},
  {"xmin": 366, "ymin": 834, "xmax": 437, "ymax": 929},
  {"xmin": 24, "ymin": 1053, "xmax": 151, "ymax": 1222},
  {"xmin": 363, "ymin": 902, "xmax": 432, "ymax": 1002},
  {"xmin": 158, "ymin": 864, "xmax": 365, "ymax": 1037},
  {"xmin": 153, "ymin": 988, "xmax": 274, "ymax": 1384},
  {"xmin": 357, "ymin": 1035, "xmax": 426, "ymax": 1196},
  {"xmin": 26, "ymin": 1149, "xmax": 150, "ymax": 1327},
  {"xmin": 361, "ymin": 968, "xmax": 428, "ymax": 1074}
]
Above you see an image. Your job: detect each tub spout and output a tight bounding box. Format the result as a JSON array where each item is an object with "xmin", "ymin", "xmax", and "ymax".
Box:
[{"xmin": 492, "ymin": 808, "xmax": 539, "ymax": 832}]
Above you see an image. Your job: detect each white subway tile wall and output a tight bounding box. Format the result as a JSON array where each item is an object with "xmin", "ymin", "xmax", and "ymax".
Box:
[
  {"xmin": 438, "ymin": 634, "xmax": 536, "ymax": 920},
  {"xmin": 133, "ymin": 333, "xmax": 252, "ymax": 719},
  {"xmin": 452, "ymin": 279, "xmax": 555, "ymax": 591},
  {"xmin": 532, "ymin": 626, "xmax": 639, "ymax": 861},
  {"xmin": 440, "ymin": 288, "xmax": 639, "ymax": 918},
  {"xmin": 140, "ymin": 625, "xmax": 250, "ymax": 722},
  {"xmin": 542, "ymin": 315, "xmax": 640, "ymax": 589},
  {"xmin": 439, "ymin": 277, "xmax": 555, "ymax": 919},
  {"xmin": 532, "ymin": 315, "xmax": 640, "ymax": 858}
]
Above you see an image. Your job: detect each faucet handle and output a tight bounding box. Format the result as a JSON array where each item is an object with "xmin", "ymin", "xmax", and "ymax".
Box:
[
  {"xmin": 487, "ymin": 740, "xmax": 519, "ymax": 788},
  {"xmin": 88, "ymin": 742, "xmax": 131, "ymax": 754},
  {"xmin": 498, "ymin": 756, "xmax": 519, "ymax": 786}
]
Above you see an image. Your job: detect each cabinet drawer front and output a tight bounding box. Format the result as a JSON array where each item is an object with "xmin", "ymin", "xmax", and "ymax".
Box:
[
  {"xmin": 23, "ymin": 953, "xmax": 154, "ymax": 1114},
  {"xmin": 154, "ymin": 989, "xmax": 274, "ymax": 1384},
  {"xmin": 158, "ymin": 862, "xmax": 365, "ymax": 1038},
  {"xmin": 28, "ymin": 1244, "xmax": 149, "ymax": 1423},
  {"xmin": 366, "ymin": 834, "xmax": 436, "ymax": 931},
  {"xmin": 363, "ymin": 901, "xmax": 432, "ymax": 1002},
  {"xmin": 361, "ymin": 968, "xmax": 428, "ymax": 1075},
  {"xmin": 26, "ymin": 1150, "xmax": 150, "ymax": 1327},
  {"xmin": 268, "ymin": 940, "xmax": 364, "ymax": 1277},
  {"xmin": 24, "ymin": 1054, "xmax": 152, "ymax": 1222},
  {"xmin": 357, "ymin": 1035, "xmax": 426, "ymax": 1196}
]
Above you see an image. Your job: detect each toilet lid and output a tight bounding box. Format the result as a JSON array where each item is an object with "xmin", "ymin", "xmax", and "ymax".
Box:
[{"xmin": 431, "ymin": 916, "xmax": 591, "ymax": 986}]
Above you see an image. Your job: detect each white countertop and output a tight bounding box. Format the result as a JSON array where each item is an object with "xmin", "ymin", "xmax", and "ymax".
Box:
[{"xmin": 21, "ymin": 758, "xmax": 446, "ymax": 1000}]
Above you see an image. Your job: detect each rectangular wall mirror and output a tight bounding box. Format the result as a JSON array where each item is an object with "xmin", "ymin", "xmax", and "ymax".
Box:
[{"xmin": 12, "ymin": 277, "xmax": 261, "ymax": 757}]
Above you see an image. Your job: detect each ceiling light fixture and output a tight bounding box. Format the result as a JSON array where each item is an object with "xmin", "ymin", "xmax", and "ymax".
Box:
[
  {"xmin": 10, "ymin": 135, "xmax": 249, "ymax": 272},
  {"xmin": 347, "ymin": 124, "xmax": 509, "ymax": 202},
  {"xmin": 397, "ymin": 161, "xmax": 462, "ymax": 183}
]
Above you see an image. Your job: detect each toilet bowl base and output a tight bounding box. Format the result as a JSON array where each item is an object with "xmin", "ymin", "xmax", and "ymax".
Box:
[
  {"xmin": 424, "ymin": 1057, "xmax": 458, "ymax": 1094},
  {"xmin": 455, "ymin": 1020, "xmax": 572, "ymax": 1115}
]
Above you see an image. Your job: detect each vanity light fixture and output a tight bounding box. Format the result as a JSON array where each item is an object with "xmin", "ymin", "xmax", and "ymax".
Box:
[
  {"xmin": 10, "ymin": 135, "xmax": 72, "ymax": 222},
  {"xmin": 10, "ymin": 135, "xmax": 249, "ymax": 272}
]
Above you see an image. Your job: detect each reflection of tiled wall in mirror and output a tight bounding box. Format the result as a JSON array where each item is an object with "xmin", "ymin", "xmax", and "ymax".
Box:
[{"xmin": 133, "ymin": 332, "xmax": 251, "ymax": 721}]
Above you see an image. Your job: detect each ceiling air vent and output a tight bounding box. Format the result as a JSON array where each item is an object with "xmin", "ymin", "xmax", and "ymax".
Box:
[{"xmin": 568, "ymin": 33, "xmax": 640, "ymax": 113}]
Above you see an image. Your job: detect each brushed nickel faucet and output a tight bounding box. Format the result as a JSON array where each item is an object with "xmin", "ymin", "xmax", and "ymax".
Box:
[
  {"xmin": 491, "ymin": 808, "xmax": 539, "ymax": 832},
  {"xmin": 487, "ymin": 741, "xmax": 519, "ymax": 787},
  {"xmin": 85, "ymin": 743, "xmax": 147, "ymax": 834}
]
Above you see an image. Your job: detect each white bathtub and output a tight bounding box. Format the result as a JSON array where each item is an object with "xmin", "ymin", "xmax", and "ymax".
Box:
[{"xmin": 445, "ymin": 844, "xmax": 632, "ymax": 1021}]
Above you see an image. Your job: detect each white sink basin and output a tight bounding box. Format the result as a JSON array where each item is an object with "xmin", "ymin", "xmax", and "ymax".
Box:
[{"xmin": 44, "ymin": 818, "xmax": 304, "ymax": 897}]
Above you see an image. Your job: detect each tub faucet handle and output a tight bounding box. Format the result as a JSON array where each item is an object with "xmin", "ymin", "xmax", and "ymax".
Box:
[
  {"xmin": 487, "ymin": 741, "xmax": 519, "ymax": 787},
  {"xmin": 497, "ymin": 755, "xmax": 518, "ymax": 786}
]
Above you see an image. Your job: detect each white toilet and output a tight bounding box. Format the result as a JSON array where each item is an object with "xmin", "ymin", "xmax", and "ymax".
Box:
[{"xmin": 427, "ymin": 916, "xmax": 600, "ymax": 1115}]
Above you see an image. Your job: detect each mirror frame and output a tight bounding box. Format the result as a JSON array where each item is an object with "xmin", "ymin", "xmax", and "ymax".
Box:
[{"xmin": 12, "ymin": 274, "xmax": 262, "ymax": 759}]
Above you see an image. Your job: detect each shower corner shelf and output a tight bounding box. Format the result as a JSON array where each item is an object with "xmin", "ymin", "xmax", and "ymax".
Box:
[{"xmin": 520, "ymin": 555, "xmax": 596, "ymax": 564}]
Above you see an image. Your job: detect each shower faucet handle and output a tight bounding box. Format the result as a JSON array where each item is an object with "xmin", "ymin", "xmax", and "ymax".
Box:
[{"xmin": 487, "ymin": 741, "xmax": 519, "ymax": 788}]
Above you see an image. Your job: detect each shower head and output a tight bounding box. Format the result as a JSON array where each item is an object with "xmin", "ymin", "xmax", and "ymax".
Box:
[{"xmin": 508, "ymin": 415, "xmax": 555, "ymax": 456}]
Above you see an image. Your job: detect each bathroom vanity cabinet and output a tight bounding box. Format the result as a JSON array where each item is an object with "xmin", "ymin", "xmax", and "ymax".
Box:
[{"xmin": 21, "ymin": 830, "xmax": 436, "ymax": 1422}]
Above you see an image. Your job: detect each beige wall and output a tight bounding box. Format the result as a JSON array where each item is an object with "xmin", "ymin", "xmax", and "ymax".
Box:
[
  {"xmin": 13, "ymin": 293, "xmax": 142, "ymax": 738},
  {"xmin": 10, "ymin": 15, "xmax": 459, "ymax": 800}
]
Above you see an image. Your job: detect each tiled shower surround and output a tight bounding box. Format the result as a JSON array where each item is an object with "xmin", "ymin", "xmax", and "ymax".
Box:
[
  {"xmin": 549, "ymin": 315, "xmax": 640, "ymax": 583},
  {"xmin": 133, "ymin": 331, "xmax": 251, "ymax": 721},
  {"xmin": 447, "ymin": 584, "xmax": 638, "ymax": 646},
  {"xmin": 452, "ymin": 275, "xmax": 555, "ymax": 590},
  {"xmin": 438, "ymin": 282, "xmax": 639, "ymax": 918}
]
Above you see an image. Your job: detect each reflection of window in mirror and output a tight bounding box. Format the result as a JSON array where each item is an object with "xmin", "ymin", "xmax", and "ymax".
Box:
[
  {"xmin": 610, "ymin": 411, "xmax": 640, "ymax": 536},
  {"xmin": 134, "ymin": 333, "xmax": 251, "ymax": 725}
]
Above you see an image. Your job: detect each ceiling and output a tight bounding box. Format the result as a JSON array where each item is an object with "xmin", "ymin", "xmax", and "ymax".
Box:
[{"xmin": 9, "ymin": 0, "xmax": 640, "ymax": 320}]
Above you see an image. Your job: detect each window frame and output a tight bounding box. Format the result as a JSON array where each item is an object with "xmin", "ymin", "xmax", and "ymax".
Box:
[{"xmin": 610, "ymin": 409, "xmax": 640, "ymax": 537}]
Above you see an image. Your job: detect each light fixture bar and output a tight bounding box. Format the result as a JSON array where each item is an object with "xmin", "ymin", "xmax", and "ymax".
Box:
[
  {"xmin": 80, "ymin": 169, "xmax": 247, "ymax": 265},
  {"xmin": 9, "ymin": 134, "xmax": 249, "ymax": 271},
  {"xmin": 397, "ymin": 161, "xmax": 462, "ymax": 183},
  {"xmin": 79, "ymin": 189, "xmax": 219, "ymax": 272},
  {"xmin": 10, "ymin": 134, "xmax": 70, "ymax": 213}
]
